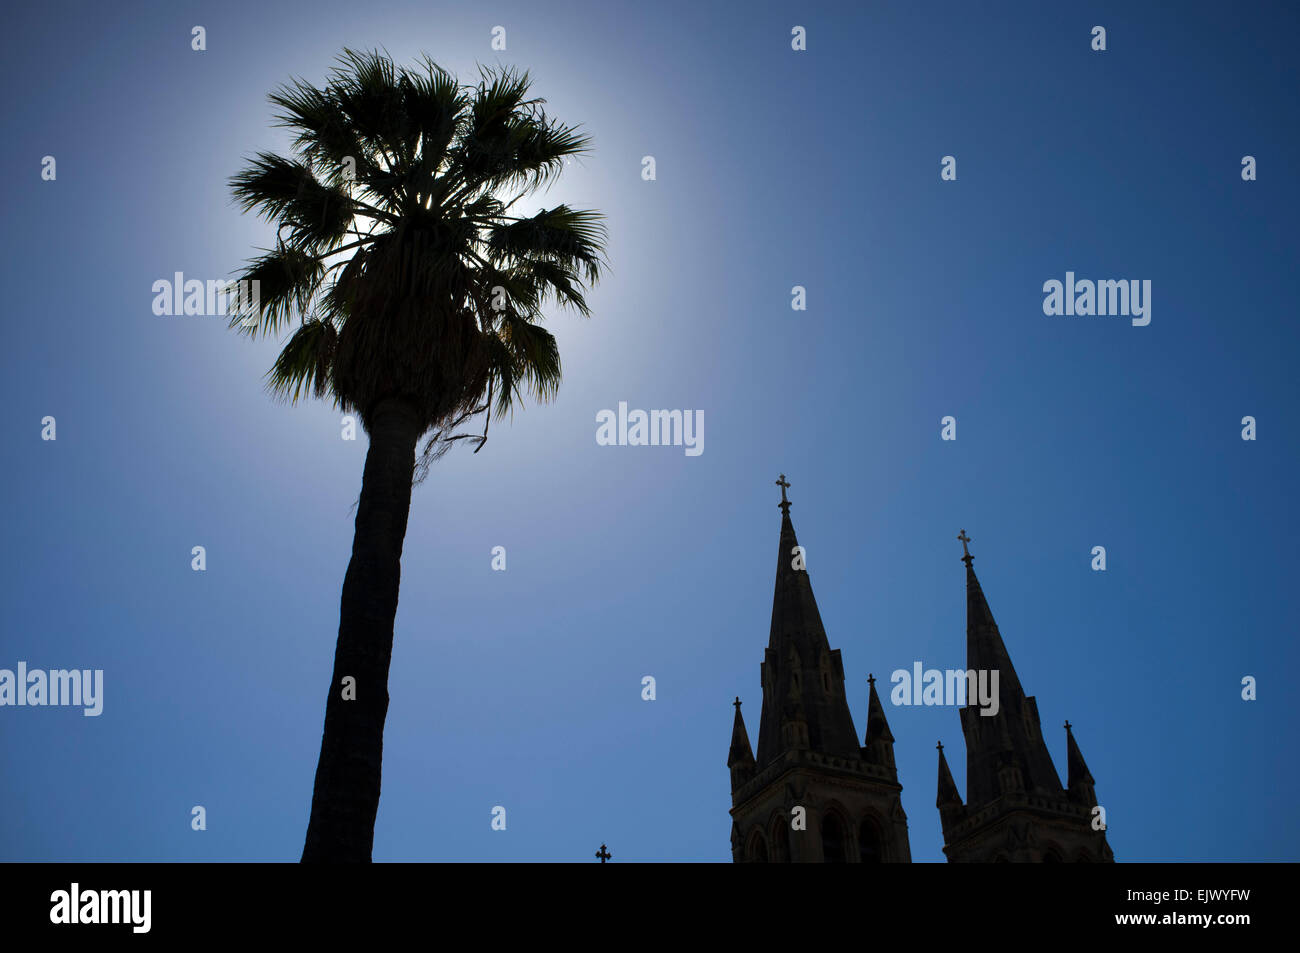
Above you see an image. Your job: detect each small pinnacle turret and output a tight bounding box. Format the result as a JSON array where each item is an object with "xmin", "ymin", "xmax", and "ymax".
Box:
[
  {"xmin": 936, "ymin": 741, "xmax": 962, "ymax": 810},
  {"xmin": 864, "ymin": 674, "xmax": 895, "ymax": 745},
  {"xmin": 728, "ymin": 697, "xmax": 756, "ymax": 789},
  {"xmin": 1065, "ymin": 720, "xmax": 1097, "ymax": 806},
  {"xmin": 862, "ymin": 673, "xmax": 898, "ymax": 771}
]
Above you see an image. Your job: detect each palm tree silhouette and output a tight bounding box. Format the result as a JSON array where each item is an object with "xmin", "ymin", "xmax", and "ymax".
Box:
[{"xmin": 227, "ymin": 49, "xmax": 606, "ymax": 861}]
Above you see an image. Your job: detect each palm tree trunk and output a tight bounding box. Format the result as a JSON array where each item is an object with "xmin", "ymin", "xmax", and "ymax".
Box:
[{"xmin": 301, "ymin": 397, "xmax": 422, "ymax": 862}]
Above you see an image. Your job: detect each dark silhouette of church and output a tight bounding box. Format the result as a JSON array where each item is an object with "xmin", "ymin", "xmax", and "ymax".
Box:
[{"xmin": 727, "ymin": 478, "xmax": 1114, "ymax": 862}]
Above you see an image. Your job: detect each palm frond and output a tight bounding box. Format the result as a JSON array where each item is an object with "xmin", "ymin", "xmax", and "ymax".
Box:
[
  {"xmin": 228, "ymin": 247, "xmax": 326, "ymax": 337},
  {"xmin": 499, "ymin": 313, "xmax": 561, "ymax": 403},
  {"xmin": 488, "ymin": 205, "xmax": 606, "ymax": 283},
  {"xmin": 267, "ymin": 320, "xmax": 339, "ymax": 403}
]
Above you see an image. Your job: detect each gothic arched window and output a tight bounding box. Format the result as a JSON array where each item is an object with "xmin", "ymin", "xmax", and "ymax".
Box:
[
  {"xmin": 821, "ymin": 812, "xmax": 847, "ymax": 863},
  {"xmin": 769, "ymin": 816, "xmax": 791, "ymax": 863},
  {"xmin": 859, "ymin": 818, "xmax": 884, "ymax": 863},
  {"xmin": 747, "ymin": 831, "xmax": 769, "ymax": 863}
]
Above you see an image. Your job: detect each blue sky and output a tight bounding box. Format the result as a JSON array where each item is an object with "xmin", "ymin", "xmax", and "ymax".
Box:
[{"xmin": 1, "ymin": 0, "xmax": 1297, "ymax": 861}]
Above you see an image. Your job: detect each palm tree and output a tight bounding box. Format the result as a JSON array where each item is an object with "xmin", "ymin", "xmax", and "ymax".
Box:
[{"xmin": 227, "ymin": 49, "xmax": 606, "ymax": 862}]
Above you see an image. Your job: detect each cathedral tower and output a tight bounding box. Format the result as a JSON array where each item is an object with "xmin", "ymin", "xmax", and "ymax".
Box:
[
  {"xmin": 936, "ymin": 532, "xmax": 1114, "ymax": 862},
  {"xmin": 727, "ymin": 477, "xmax": 911, "ymax": 862}
]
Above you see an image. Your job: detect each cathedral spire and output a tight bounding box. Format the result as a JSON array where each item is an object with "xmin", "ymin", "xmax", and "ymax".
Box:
[
  {"xmin": 961, "ymin": 532, "xmax": 1024, "ymax": 701},
  {"xmin": 957, "ymin": 532, "xmax": 1064, "ymax": 808},
  {"xmin": 754, "ymin": 476, "xmax": 861, "ymax": 768},
  {"xmin": 728, "ymin": 478, "xmax": 914, "ymax": 863},
  {"xmin": 765, "ymin": 477, "xmax": 830, "ymax": 656}
]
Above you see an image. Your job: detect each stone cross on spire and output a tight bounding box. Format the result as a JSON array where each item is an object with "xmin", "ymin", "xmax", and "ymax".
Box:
[
  {"xmin": 776, "ymin": 474, "xmax": 791, "ymax": 513},
  {"xmin": 958, "ymin": 529, "xmax": 973, "ymax": 565}
]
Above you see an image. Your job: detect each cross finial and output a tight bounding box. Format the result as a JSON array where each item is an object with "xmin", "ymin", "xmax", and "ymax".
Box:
[
  {"xmin": 1064, "ymin": 720, "xmax": 1072, "ymax": 732},
  {"xmin": 937, "ymin": 740, "xmax": 944, "ymax": 752},
  {"xmin": 957, "ymin": 529, "xmax": 973, "ymax": 565},
  {"xmin": 733, "ymin": 696, "xmax": 742, "ymax": 713},
  {"xmin": 595, "ymin": 843, "xmax": 611, "ymax": 863},
  {"xmin": 776, "ymin": 474, "xmax": 791, "ymax": 513},
  {"xmin": 867, "ymin": 673, "xmax": 876, "ymax": 688}
]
